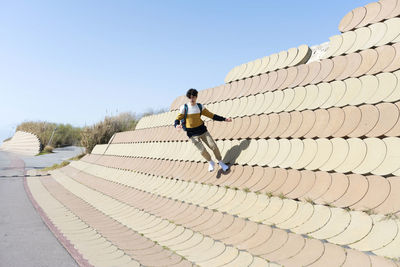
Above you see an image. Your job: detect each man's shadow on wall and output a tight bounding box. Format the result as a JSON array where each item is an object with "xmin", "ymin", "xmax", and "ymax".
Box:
[{"xmin": 214, "ymin": 139, "xmax": 250, "ymax": 179}]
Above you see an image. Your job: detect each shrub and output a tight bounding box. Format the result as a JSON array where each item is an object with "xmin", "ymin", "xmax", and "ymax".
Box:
[{"xmin": 80, "ymin": 112, "xmax": 137, "ymax": 153}]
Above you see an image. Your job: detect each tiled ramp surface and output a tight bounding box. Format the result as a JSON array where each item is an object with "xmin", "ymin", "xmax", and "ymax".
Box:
[
  {"xmin": 27, "ymin": 0, "xmax": 400, "ymax": 266},
  {"xmin": 1, "ymin": 131, "xmax": 41, "ymax": 156}
]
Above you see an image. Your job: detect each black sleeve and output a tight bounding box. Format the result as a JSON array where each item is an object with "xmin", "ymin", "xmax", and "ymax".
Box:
[
  {"xmin": 213, "ymin": 114, "xmax": 226, "ymax": 121},
  {"xmin": 174, "ymin": 119, "xmax": 180, "ymax": 127}
]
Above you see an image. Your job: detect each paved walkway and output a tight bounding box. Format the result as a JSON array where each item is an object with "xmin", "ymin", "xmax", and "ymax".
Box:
[{"xmin": 0, "ymin": 148, "xmax": 83, "ymax": 267}]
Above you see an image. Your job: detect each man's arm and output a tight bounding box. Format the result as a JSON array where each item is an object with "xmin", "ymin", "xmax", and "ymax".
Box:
[
  {"xmin": 202, "ymin": 108, "xmax": 225, "ymax": 121},
  {"xmin": 174, "ymin": 113, "xmax": 184, "ymax": 127}
]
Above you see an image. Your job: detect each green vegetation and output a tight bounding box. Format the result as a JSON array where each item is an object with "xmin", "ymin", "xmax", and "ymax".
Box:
[
  {"xmin": 42, "ymin": 161, "xmax": 70, "ymax": 171},
  {"xmin": 68, "ymin": 153, "xmax": 86, "ymax": 161}
]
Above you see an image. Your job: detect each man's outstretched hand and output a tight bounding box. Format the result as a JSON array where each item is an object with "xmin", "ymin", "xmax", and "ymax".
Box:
[
  {"xmin": 176, "ymin": 125, "xmax": 183, "ymax": 131},
  {"xmin": 225, "ymin": 118, "xmax": 232, "ymax": 122}
]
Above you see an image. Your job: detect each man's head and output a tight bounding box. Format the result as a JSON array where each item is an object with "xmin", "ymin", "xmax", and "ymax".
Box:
[{"xmin": 186, "ymin": 88, "xmax": 198, "ymax": 105}]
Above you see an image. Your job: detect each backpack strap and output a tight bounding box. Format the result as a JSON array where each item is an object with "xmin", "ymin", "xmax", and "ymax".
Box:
[{"xmin": 197, "ymin": 103, "xmax": 203, "ymax": 114}]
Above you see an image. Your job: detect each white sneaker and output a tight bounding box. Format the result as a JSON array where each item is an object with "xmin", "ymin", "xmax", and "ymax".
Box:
[
  {"xmin": 219, "ymin": 161, "xmax": 229, "ymax": 172},
  {"xmin": 208, "ymin": 161, "xmax": 215, "ymax": 172}
]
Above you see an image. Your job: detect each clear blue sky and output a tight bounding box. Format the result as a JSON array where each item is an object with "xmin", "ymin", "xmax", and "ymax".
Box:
[{"xmin": 0, "ymin": 0, "xmax": 371, "ymax": 141}]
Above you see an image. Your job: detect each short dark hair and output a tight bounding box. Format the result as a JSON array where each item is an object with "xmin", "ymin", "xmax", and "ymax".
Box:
[{"xmin": 186, "ymin": 88, "xmax": 198, "ymax": 98}]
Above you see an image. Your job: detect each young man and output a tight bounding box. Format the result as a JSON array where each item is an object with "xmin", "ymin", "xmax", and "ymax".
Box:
[{"xmin": 175, "ymin": 88, "xmax": 232, "ymax": 172}]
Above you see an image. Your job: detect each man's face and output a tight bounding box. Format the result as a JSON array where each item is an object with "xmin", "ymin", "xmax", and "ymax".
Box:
[{"xmin": 188, "ymin": 95, "xmax": 197, "ymax": 105}]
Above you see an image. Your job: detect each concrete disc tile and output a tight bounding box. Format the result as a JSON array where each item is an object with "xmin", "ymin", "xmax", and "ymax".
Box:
[
  {"xmin": 169, "ymin": 232, "xmax": 203, "ymax": 252},
  {"xmin": 353, "ymin": 138, "xmax": 387, "ymax": 174},
  {"xmin": 334, "ymin": 138, "xmax": 367, "ymax": 173},
  {"xmin": 241, "ymin": 61, "xmax": 255, "ymax": 79},
  {"xmin": 348, "ymin": 104, "xmax": 379, "ymax": 137},
  {"xmin": 337, "ymin": 53, "xmax": 362, "ymax": 81},
  {"xmin": 236, "ymin": 222, "xmax": 272, "ymax": 251},
  {"xmin": 347, "ymin": 27, "xmax": 372, "ymax": 54},
  {"xmin": 289, "ymin": 64, "xmax": 309, "ymax": 88},
  {"xmin": 369, "ymin": 255, "xmax": 400, "ymax": 267},
  {"xmin": 248, "ymin": 139, "xmax": 269, "ymax": 166},
  {"xmin": 188, "ymin": 240, "xmax": 225, "ymax": 262},
  {"xmin": 297, "ymin": 84, "xmax": 319, "ymax": 110},
  {"xmin": 236, "ymin": 139, "xmax": 258, "ymax": 165},
  {"xmin": 252, "ymin": 94, "xmax": 265, "ymax": 115},
  {"xmin": 291, "ymin": 139, "xmax": 318, "ymax": 169},
  {"xmin": 232, "ymin": 190, "xmax": 259, "ymax": 215},
  {"xmin": 259, "ymin": 56, "xmax": 270, "ymax": 74},
  {"xmin": 265, "ymin": 53, "xmax": 279, "ymax": 72},
  {"xmin": 305, "ymin": 109, "xmax": 330, "ymax": 138},
  {"xmin": 259, "ymin": 139, "xmax": 280, "ymax": 166},
  {"xmin": 342, "ymin": 77, "xmax": 362, "ymax": 106},
  {"xmin": 308, "ymin": 84, "xmax": 331, "ymax": 109},
  {"xmin": 317, "ymin": 173, "xmax": 349, "ymax": 204},
  {"xmin": 389, "ymin": 0, "xmax": 400, "ymax": 17},
  {"xmin": 290, "ymin": 44, "xmax": 312, "ymax": 66},
  {"xmin": 268, "ymin": 139, "xmax": 291, "ymax": 167},
  {"xmin": 307, "ymin": 243, "xmax": 346, "ymax": 267},
  {"xmin": 323, "ymin": 80, "xmax": 347, "ymax": 108},
  {"xmin": 311, "ymin": 59, "xmax": 334, "ymax": 84},
  {"xmin": 332, "ymin": 174, "xmax": 369, "ymax": 208},
  {"xmin": 250, "ymin": 196, "xmax": 283, "ymax": 222},
  {"xmin": 225, "ymin": 251, "xmax": 253, "ymax": 266},
  {"xmin": 385, "ymin": 102, "xmax": 400, "ymax": 136},
  {"xmin": 339, "ymin": 11, "xmax": 354, "ymax": 32},
  {"xmin": 243, "ymin": 78, "xmax": 255, "ymax": 98},
  {"xmin": 350, "ymin": 175, "xmax": 390, "ymax": 211},
  {"xmin": 247, "ymin": 166, "xmax": 275, "ymax": 193},
  {"xmin": 384, "ymin": 44, "xmax": 400, "ymax": 73},
  {"xmin": 351, "ymin": 49, "xmax": 379, "ymax": 77},
  {"xmin": 323, "ymin": 35, "xmax": 343, "ymax": 59},
  {"xmin": 277, "ymin": 201, "xmax": 314, "ymax": 230},
  {"xmin": 251, "ymin": 58, "xmax": 263, "ymax": 77},
  {"xmin": 341, "ymin": 249, "xmax": 371, "ymax": 267},
  {"xmin": 374, "ymin": 177, "xmax": 400, "ymax": 214},
  {"xmin": 332, "ymin": 106, "xmax": 361, "ymax": 137},
  {"xmin": 264, "ymin": 199, "xmax": 298, "ymax": 225},
  {"xmin": 279, "ymin": 139, "xmax": 304, "ymax": 168},
  {"xmin": 276, "ymin": 89, "xmax": 295, "ymax": 113},
  {"xmin": 270, "ymin": 112, "xmax": 291, "ymax": 138},
  {"xmin": 327, "ymin": 210, "xmax": 373, "ymax": 245},
  {"xmin": 225, "ymin": 66, "xmax": 239, "ymax": 83},
  {"xmin": 319, "ymin": 108, "xmax": 345, "ymax": 137},
  {"xmin": 310, "ymin": 208, "xmax": 351, "ymax": 240},
  {"xmin": 228, "ymin": 117, "xmax": 243, "ymax": 139},
  {"xmin": 324, "ymin": 56, "xmax": 348, "ymax": 81},
  {"xmin": 285, "ymin": 86, "xmax": 306, "ymax": 111},
  {"xmin": 235, "ymin": 64, "xmax": 248, "ymax": 81},
  {"xmin": 368, "ymin": 72, "xmax": 398, "ymax": 104},
  {"xmin": 247, "ymin": 76, "xmax": 261, "ymax": 96},
  {"xmin": 258, "ymin": 92, "xmax": 274, "ymax": 114},
  {"xmin": 303, "ymin": 171, "xmax": 332, "ymax": 202},
  {"xmin": 372, "ymin": 220, "xmax": 400, "ymax": 258},
  {"xmin": 292, "ymin": 204, "xmax": 331, "ymax": 235},
  {"xmin": 345, "ymin": 7, "xmax": 367, "ymax": 30},
  {"xmin": 351, "ymin": 214, "xmax": 398, "ymax": 251},
  {"xmin": 292, "ymin": 110, "xmax": 316, "ymax": 138},
  {"xmin": 335, "ymin": 31, "xmax": 357, "ymax": 56},
  {"xmin": 280, "ymin": 111, "xmax": 303, "ymax": 138},
  {"xmin": 280, "ymin": 66, "xmax": 298, "ymax": 89},
  {"xmin": 235, "ymin": 116, "xmax": 252, "ymax": 139},
  {"xmin": 362, "ymin": 23, "xmax": 388, "ymax": 49},
  {"xmin": 373, "ymin": 137, "xmax": 400, "ymax": 175},
  {"xmin": 275, "ymin": 169, "xmax": 301, "ymax": 196},
  {"xmin": 200, "ymin": 245, "xmax": 239, "ymax": 267},
  {"xmin": 265, "ymin": 91, "xmax": 284, "ymax": 114},
  {"xmin": 275, "ymin": 50, "xmax": 288, "ymax": 70},
  {"xmin": 247, "ymin": 116, "xmax": 261, "ymax": 139},
  {"xmin": 306, "ymin": 138, "xmax": 333, "ymax": 170},
  {"xmin": 357, "ymin": 2, "xmax": 382, "ymax": 29},
  {"xmin": 262, "ymin": 168, "xmax": 288, "ymax": 193},
  {"xmin": 259, "ymin": 114, "xmax": 279, "ymax": 139},
  {"xmin": 357, "ymin": 75, "xmax": 380, "ymax": 105},
  {"xmin": 288, "ymin": 170, "xmax": 317, "ymax": 200},
  {"xmin": 283, "ymin": 47, "xmax": 299, "ymax": 67},
  {"xmin": 374, "ymin": 0, "xmax": 398, "ymax": 23},
  {"xmin": 280, "ymin": 237, "xmax": 325, "ymax": 267},
  {"xmin": 300, "ymin": 61, "xmax": 321, "ymax": 86},
  {"xmin": 256, "ymin": 73, "xmax": 270, "ymax": 94},
  {"xmin": 261, "ymin": 233, "xmax": 305, "ymax": 262},
  {"xmin": 214, "ymin": 120, "xmax": 228, "ymax": 140},
  {"xmin": 378, "ymin": 18, "xmax": 400, "ymax": 45},
  {"xmin": 248, "ymin": 227, "xmax": 288, "ymax": 256},
  {"xmin": 367, "ymin": 45, "xmax": 396, "ymax": 75},
  {"xmin": 236, "ymin": 97, "xmax": 249, "ymax": 117}
]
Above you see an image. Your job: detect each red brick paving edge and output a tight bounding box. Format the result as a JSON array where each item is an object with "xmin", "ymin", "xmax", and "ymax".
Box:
[{"xmin": 16, "ymin": 154, "xmax": 93, "ymax": 267}]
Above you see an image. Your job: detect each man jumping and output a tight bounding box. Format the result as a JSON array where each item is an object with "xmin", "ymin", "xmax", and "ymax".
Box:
[{"xmin": 174, "ymin": 88, "xmax": 232, "ymax": 172}]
